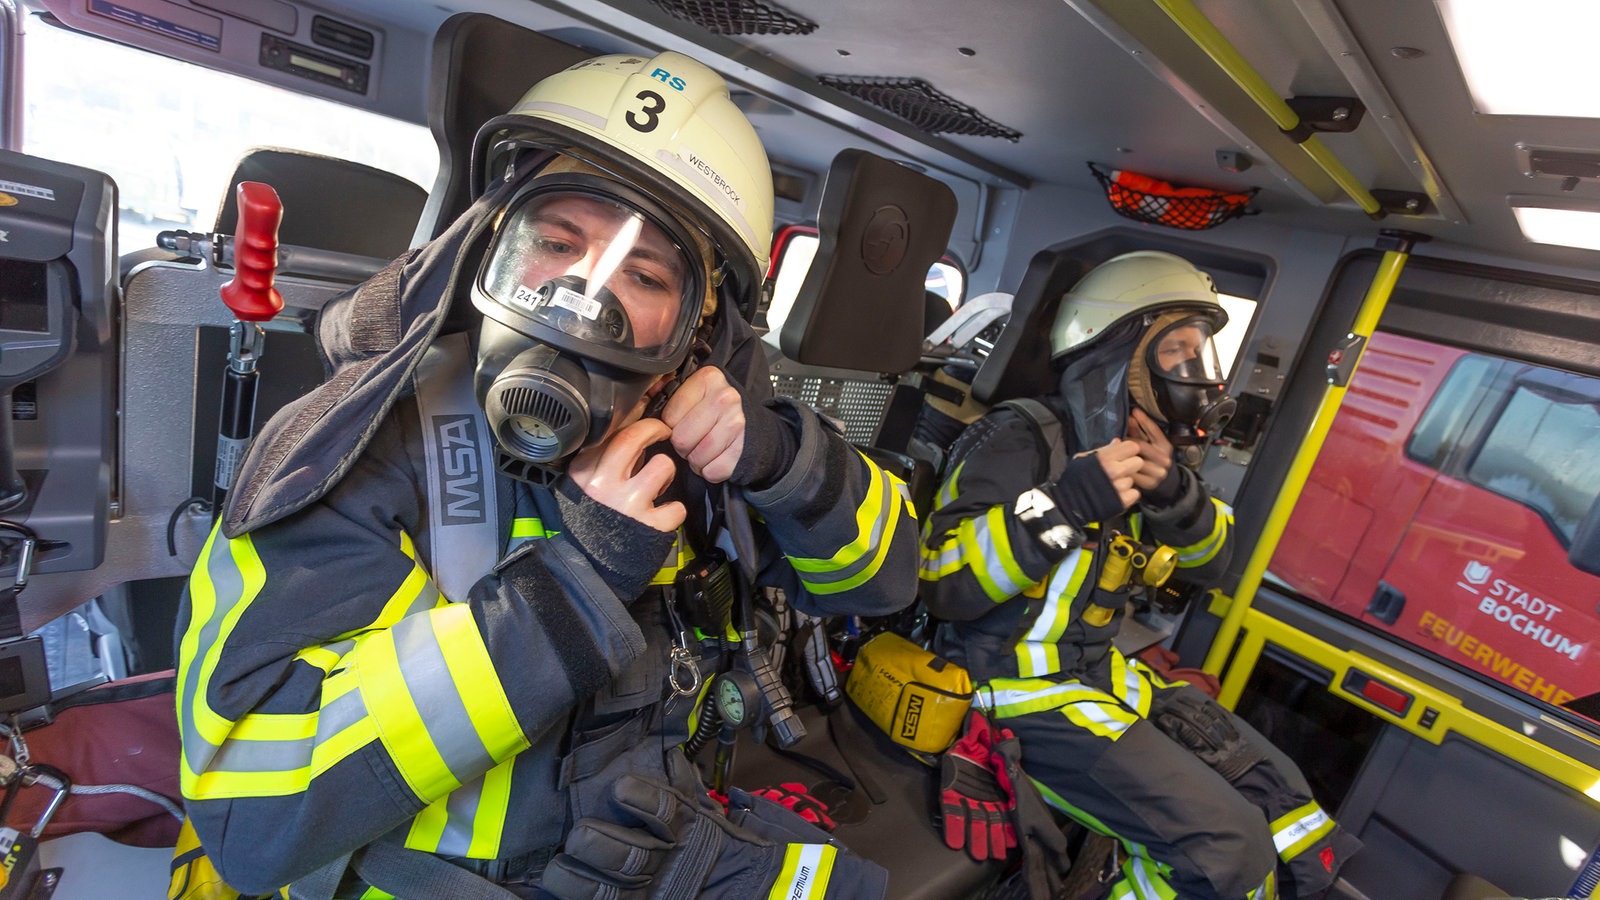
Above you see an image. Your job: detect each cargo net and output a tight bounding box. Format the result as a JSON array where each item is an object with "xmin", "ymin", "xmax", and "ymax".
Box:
[
  {"xmin": 770, "ymin": 374, "xmax": 893, "ymax": 444},
  {"xmin": 646, "ymin": 0, "xmax": 816, "ymax": 35},
  {"xmin": 817, "ymin": 75, "xmax": 1022, "ymax": 142},
  {"xmin": 1088, "ymin": 162, "xmax": 1256, "ymax": 230}
]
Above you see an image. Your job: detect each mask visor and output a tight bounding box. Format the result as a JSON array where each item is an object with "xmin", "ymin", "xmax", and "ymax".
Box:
[{"xmin": 477, "ymin": 184, "xmax": 702, "ymax": 374}]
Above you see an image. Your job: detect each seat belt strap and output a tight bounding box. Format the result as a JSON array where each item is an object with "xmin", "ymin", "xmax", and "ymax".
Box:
[{"xmin": 414, "ymin": 331, "xmax": 500, "ymax": 603}]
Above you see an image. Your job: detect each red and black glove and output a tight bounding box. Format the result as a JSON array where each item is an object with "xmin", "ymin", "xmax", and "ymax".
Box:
[
  {"xmin": 749, "ymin": 782, "xmax": 837, "ymax": 832},
  {"xmin": 938, "ymin": 710, "xmax": 1018, "ymax": 862}
]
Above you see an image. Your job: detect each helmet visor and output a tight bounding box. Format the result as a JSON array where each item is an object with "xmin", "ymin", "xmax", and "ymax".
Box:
[
  {"xmin": 1146, "ymin": 315, "xmax": 1227, "ymax": 385},
  {"xmin": 478, "ymin": 186, "xmax": 702, "ymax": 372}
]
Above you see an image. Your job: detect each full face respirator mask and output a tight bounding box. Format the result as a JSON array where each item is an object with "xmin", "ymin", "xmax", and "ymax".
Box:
[
  {"xmin": 1129, "ymin": 311, "xmax": 1237, "ymax": 453},
  {"xmin": 470, "ymin": 172, "xmax": 707, "ymax": 482}
]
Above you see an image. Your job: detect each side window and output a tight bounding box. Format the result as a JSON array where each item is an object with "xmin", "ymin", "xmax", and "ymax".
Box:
[
  {"xmin": 20, "ymin": 22, "xmax": 436, "ymax": 250},
  {"xmin": 1464, "ymin": 381, "xmax": 1600, "ymax": 545}
]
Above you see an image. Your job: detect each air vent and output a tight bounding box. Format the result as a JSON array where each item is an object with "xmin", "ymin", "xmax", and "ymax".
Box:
[
  {"xmin": 647, "ymin": 0, "xmax": 816, "ymax": 36},
  {"xmin": 817, "ymin": 76, "xmax": 1022, "ymax": 142},
  {"xmin": 311, "ymin": 15, "xmax": 375, "ymax": 60}
]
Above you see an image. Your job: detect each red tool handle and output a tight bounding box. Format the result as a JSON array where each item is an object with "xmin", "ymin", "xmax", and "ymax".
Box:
[{"xmin": 219, "ymin": 181, "xmax": 284, "ymax": 322}]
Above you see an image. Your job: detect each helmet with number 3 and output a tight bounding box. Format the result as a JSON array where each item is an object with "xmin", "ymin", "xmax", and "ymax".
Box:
[
  {"xmin": 467, "ymin": 52, "xmax": 776, "ymax": 480},
  {"xmin": 472, "ymin": 51, "xmax": 774, "ymax": 319}
]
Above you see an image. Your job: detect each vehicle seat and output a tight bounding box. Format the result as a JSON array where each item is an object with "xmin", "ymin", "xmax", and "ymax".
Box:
[
  {"xmin": 766, "ymin": 148, "xmax": 957, "ymax": 509},
  {"xmin": 23, "ymin": 147, "xmax": 426, "ymax": 642}
]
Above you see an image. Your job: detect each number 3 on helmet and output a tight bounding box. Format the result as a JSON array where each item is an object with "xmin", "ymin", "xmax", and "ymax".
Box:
[{"xmin": 472, "ymin": 51, "xmax": 775, "ymax": 321}]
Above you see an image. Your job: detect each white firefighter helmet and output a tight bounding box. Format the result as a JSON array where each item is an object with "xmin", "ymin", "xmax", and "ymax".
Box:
[
  {"xmin": 1049, "ymin": 250, "xmax": 1226, "ymax": 360},
  {"xmin": 472, "ymin": 51, "xmax": 774, "ymax": 313}
]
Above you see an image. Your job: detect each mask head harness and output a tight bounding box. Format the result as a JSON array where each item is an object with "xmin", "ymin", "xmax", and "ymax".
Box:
[{"xmin": 471, "ymin": 168, "xmax": 709, "ymax": 482}]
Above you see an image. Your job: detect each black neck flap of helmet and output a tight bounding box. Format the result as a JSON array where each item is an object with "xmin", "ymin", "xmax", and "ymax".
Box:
[{"xmin": 1053, "ymin": 316, "xmax": 1145, "ymax": 452}]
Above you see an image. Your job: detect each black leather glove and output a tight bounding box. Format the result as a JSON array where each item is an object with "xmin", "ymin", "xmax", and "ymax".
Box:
[
  {"xmin": 1046, "ymin": 453, "xmax": 1131, "ymax": 530},
  {"xmin": 541, "ymin": 774, "xmax": 887, "ymax": 900},
  {"xmin": 1150, "ymin": 688, "xmax": 1268, "ymax": 783}
]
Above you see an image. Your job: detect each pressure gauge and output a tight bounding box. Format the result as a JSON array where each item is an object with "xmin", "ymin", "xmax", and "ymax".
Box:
[{"xmin": 713, "ymin": 670, "xmax": 760, "ymax": 729}]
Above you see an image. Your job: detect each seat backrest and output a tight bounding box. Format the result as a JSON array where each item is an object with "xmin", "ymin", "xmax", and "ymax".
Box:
[
  {"xmin": 777, "ymin": 149, "xmax": 957, "ymax": 376},
  {"xmin": 213, "ymin": 147, "xmax": 426, "ymax": 260},
  {"xmin": 411, "ymin": 13, "xmax": 593, "ymax": 245},
  {"xmin": 22, "ymin": 149, "xmax": 419, "ymax": 628}
]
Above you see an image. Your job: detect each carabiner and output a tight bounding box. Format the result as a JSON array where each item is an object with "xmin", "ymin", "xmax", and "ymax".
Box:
[
  {"xmin": 0, "ymin": 522, "xmax": 37, "ymax": 596},
  {"xmin": 668, "ymin": 644, "xmax": 702, "ymax": 699}
]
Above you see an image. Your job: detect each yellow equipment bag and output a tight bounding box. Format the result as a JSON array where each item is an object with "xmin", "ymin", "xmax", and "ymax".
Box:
[{"xmin": 845, "ymin": 632, "xmax": 974, "ymax": 754}]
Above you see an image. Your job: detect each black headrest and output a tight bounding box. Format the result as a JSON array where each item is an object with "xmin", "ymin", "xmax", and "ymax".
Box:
[
  {"xmin": 214, "ymin": 147, "xmax": 426, "ymax": 259},
  {"xmin": 970, "ymin": 248, "xmax": 1093, "ymax": 404},
  {"xmin": 412, "ymin": 13, "xmax": 593, "ymax": 245},
  {"xmin": 779, "ymin": 149, "xmax": 957, "ymax": 375}
]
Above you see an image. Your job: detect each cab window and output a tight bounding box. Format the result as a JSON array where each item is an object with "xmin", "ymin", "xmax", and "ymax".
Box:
[
  {"xmin": 20, "ymin": 20, "xmax": 436, "ymax": 249},
  {"xmin": 1464, "ymin": 381, "xmax": 1600, "ymax": 546}
]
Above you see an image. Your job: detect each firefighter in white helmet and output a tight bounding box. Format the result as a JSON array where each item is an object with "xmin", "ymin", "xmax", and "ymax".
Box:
[
  {"xmin": 920, "ymin": 251, "xmax": 1359, "ymax": 898},
  {"xmin": 174, "ymin": 52, "xmax": 913, "ymax": 899}
]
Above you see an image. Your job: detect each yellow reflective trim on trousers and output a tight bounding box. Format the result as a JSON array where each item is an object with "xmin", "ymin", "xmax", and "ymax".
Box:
[
  {"xmin": 1120, "ymin": 853, "xmax": 1177, "ymax": 900},
  {"xmin": 765, "ymin": 844, "xmax": 836, "ymax": 900},
  {"xmin": 1271, "ymin": 799, "xmax": 1335, "ymax": 860},
  {"xmin": 359, "ymin": 889, "xmax": 397, "ymax": 900},
  {"xmin": 977, "ymin": 678, "xmax": 1136, "ymax": 737},
  {"xmin": 1031, "ymin": 778, "xmax": 1117, "ymax": 836}
]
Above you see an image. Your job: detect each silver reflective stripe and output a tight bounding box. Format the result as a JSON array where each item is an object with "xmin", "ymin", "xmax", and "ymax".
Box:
[
  {"xmin": 415, "ymin": 331, "xmax": 499, "ymax": 604},
  {"xmin": 391, "ymin": 613, "xmax": 497, "ymax": 784},
  {"xmin": 435, "ymin": 776, "xmax": 486, "ymax": 858},
  {"xmin": 972, "ymin": 510, "xmax": 1028, "ymax": 596},
  {"xmin": 1273, "ymin": 805, "xmax": 1331, "ymax": 854},
  {"xmin": 802, "ymin": 467, "xmax": 892, "ymax": 587},
  {"xmin": 181, "ymin": 532, "xmax": 250, "ymax": 773}
]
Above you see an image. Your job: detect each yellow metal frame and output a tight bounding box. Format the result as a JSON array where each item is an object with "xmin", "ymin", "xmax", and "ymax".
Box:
[
  {"xmin": 1216, "ymin": 603, "xmax": 1600, "ymax": 799},
  {"xmin": 1203, "ymin": 246, "xmax": 1410, "ymax": 675},
  {"xmin": 1150, "ymin": 0, "xmax": 1383, "ymax": 216}
]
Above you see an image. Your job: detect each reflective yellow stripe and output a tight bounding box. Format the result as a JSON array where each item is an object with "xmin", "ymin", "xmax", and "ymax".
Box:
[
  {"xmin": 650, "ymin": 528, "xmax": 695, "ymax": 585},
  {"xmin": 936, "ymin": 461, "xmax": 963, "ymax": 509},
  {"xmin": 362, "ymin": 531, "xmax": 442, "ymax": 634},
  {"xmin": 765, "ymin": 844, "xmax": 836, "ymax": 900},
  {"xmin": 1121, "ymin": 853, "xmax": 1177, "ymax": 900},
  {"xmin": 977, "ymin": 677, "xmax": 1136, "ymax": 738},
  {"xmin": 357, "ymin": 604, "xmax": 527, "ymax": 802},
  {"xmin": 179, "ymin": 526, "xmax": 268, "ymax": 794},
  {"xmin": 917, "ymin": 532, "xmax": 963, "ymax": 580},
  {"xmin": 511, "ymin": 517, "xmax": 554, "ymax": 539},
  {"xmin": 1171, "ymin": 500, "xmax": 1232, "ymax": 566},
  {"xmin": 1109, "ymin": 649, "xmax": 1152, "ymax": 717},
  {"xmin": 955, "ymin": 508, "xmax": 1036, "ymax": 601},
  {"xmin": 359, "ymin": 888, "xmax": 396, "ymax": 900},
  {"xmin": 406, "ymin": 792, "xmax": 450, "ymax": 852},
  {"xmin": 1270, "ymin": 800, "xmax": 1335, "ymax": 860},
  {"xmin": 792, "ymin": 455, "xmax": 909, "ymax": 594},
  {"xmin": 1015, "ymin": 549, "xmax": 1090, "ymax": 677},
  {"xmin": 469, "ymin": 759, "xmax": 515, "ymax": 858}
]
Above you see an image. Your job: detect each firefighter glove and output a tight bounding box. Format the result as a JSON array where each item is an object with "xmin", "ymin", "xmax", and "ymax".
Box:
[
  {"xmin": 541, "ymin": 773, "xmax": 885, "ymax": 900},
  {"xmin": 750, "ymin": 782, "xmax": 837, "ymax": 832},
  {"xmin": 1150, "ymin": 688, "xmax": 1268, "ymax": 783},
  {"xmin": 938, "ymin": 710, "xmax": 1018, "ymax": 862},
  {"xmin": 1047, "ymin": 453, "xmax": 1132, "ymax": 530}
]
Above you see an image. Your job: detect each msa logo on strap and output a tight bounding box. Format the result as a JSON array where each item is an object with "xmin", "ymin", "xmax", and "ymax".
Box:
[{"xmin": 432, "ymin": 414, "xmax": 486, "ymax": 524}]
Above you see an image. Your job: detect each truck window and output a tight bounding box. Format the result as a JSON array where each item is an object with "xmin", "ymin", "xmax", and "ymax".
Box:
[
  {"xmin": 19, "ymin": 20, "xmax": 436, "ymax": 249},
  {"xmin": 1465, "ymin": 383, "xmax": 1600, "ymax": 546},
  {"xmin": 1406, "ymin": 354, "xmax": 1495, "ymax": 469}
]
